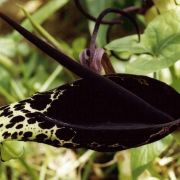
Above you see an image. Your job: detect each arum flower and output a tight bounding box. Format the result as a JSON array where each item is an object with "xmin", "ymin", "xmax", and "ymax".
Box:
[{"xmin": 0, "ymin": 9, "xmax": 179, "ymax": 152}]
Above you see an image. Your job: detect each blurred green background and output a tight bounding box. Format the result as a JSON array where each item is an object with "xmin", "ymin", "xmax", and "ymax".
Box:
[{"xmin": 0, "ymin": 0, "xmax": 179, "ymax": 179}]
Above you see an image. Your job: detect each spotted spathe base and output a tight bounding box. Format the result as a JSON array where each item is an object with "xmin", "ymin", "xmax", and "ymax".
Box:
[{"xmin": 0, "ymin": 74, "xmax": 179, "ymax": 152}]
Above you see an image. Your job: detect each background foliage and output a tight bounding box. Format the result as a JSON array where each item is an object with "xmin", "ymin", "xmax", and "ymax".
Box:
[{"xmin": 0, "ymin": 0, "xmax": 179, "ymax": 179}]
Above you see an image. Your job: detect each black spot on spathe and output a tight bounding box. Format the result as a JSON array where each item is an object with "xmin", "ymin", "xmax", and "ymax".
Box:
[
  {"xmin": 0, "ymin": 105, "xmax": 9, "ymax": 110},
  {"xmin": 64, "ymin": 143, "xmax": 76, "ymax": 148},
  {"xmin": 11, "ymin": 132, "xmax": 18, "ymax": 139},
  {"xmin": 19, "ymin": 131, "xmax": 23, "ymax": 136},
  {"xmin": 23, "ymin": 132, "xmax": 33, "ymax": 139},
  {"xmin": 14, "ymin": 103, "xmax": 25, "ymax": 111},
  {"xmin": 26, "ymin": 112, "xmax": 41, "ymax": 118},
  {"xmin": 35, "ymin": 115, "xmax": 55, "ymax": 129},
  {"xmin": 38, "ymin": 121, "xmax": 55, "ymax": 129},
  {"xmin": 10, "ymin": 116, "xmax": 25, "ymax": 123},
  {"xmin": 27, "ymin": 118, "xmax": 36, "ymax": 124},
  {"xmin": 43, "ymin": 139, "xmax": 60, "ymax": 147},
  {"xmin": 22, "ymin": 109, "xmax": 31, "ymax": 114},
  {"xmin": 5, "ymin": 115, "xmax": 25, "ymax": 129},
  {"xmin": 6, "ymin": 123, "xmax": 15, "ymax": 129},
  {"xmin": 16, "ymin": 124, "xmax": 23, "ymax": 129},
  {"xmin": 55, "ymin": 128, "xmax": 75, "ymax": 141},
  {"xmin": 36, "ymin": 134, "xmax": 48, "ymax": 141},
  {"xmin": 0, "ymin": 107, "xmax": 13, "ymax": 117},
  {"xmin": 30, "ymin": 94, "xmax": 52, "ymax": 110},
  {"xmin": 2, "ymin": 132, "xmax": 11, "ymax": 139}
]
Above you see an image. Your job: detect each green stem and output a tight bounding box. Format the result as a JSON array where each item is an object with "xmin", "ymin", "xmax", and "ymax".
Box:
[
  {"xmin": 82, "ymin": 152, "xmax": 96, "ymax": 180},
  {"xmin": 11, "ymin": 80, "xmax": 25, "ymax": 100},
  {"xmin": 18, "ymin": 5, "xmax": 75, "ymax": 81},
  {"xmin": 5, "ymin": 144, "xmax": 38, "ymax": 180},
  {"xmin": 0, "ymin": 54, "xmax": 16, "ymax": 75},
  {"xmin": 117, "ymin": 151, "xmax": 132, "ymax": 180},
  {"xmin": 40, "ymin": 66, "xmax": 63, "ymax": 92},
  {"xmin": 0, "ymin": 86, "xmax": 17, "ymax": 103},
  {"xmin": 11, "ymin": 0, "xmax": 69, "ymax": 42},
  {"xmin": 0, "ymin": 163, "xmax": 6, "ymax": 180},
  {"xmin": 39, "ymin": 159, "xmax": 48, "ymax": 180},
  {"xmin": 18, "ymin": 5, "xmax": 65, "ymax": 52}
]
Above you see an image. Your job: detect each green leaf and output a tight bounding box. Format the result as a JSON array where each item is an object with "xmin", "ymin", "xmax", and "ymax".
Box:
[
  {"xmin": 153, "ymin": 0, "xmax": 177, "ymax": 13},
  {"xmin": 126, "ymin": 10, "xmax": 180, "ymax": 74},
  {"xmin": 144, "ymin": 10, "xmax": 180, "ymax": 54},
  {"xmin": 105, "ymin": 35, "xmax": 149, "ymax": 55},
  {"xmin": 107, "ymin": 10, "xmax": 180, "ymax": 74},
  {"xmin": 126, "ymin": 52, "xmax": 180, "ymax": 75},
  {"xmin": 0, "ymin": 141, "xmax": 24, "ymax": 161},
  {"xmin": 173, "ymin": 130, "xmax": 180, "ymax": 144},
  {"xmin": 145, "ymin": 6, "xmax": 159, "ymax": 23},
  {"xmin": 131, "ymin": 135, "xmax": 172, "ymax": 178},
  {"xmin": 172, "ymin": 78, "xmax": 180, "ymax": 92}
]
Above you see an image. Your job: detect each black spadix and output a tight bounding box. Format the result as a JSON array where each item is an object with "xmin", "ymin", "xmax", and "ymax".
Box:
[{"xmin": 0, "ymin": 11, "xmax": 179, "ymax": 152}]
